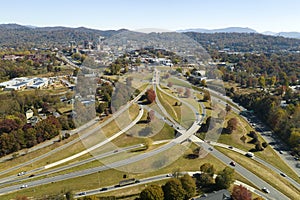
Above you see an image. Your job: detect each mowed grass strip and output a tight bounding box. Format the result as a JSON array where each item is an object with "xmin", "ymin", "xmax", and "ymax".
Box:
[{"xmin": 156, "ymin": 88, "xmax": 180, "ymax": 121}]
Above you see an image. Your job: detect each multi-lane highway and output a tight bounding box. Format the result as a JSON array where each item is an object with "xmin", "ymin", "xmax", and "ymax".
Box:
[{"xmin": 0, "ymin": 70, "xmax": 296, "ymax": 200}]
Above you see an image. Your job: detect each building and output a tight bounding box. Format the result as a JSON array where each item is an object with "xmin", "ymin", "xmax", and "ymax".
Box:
[
  {"xmin": 26, "ymin": 109, "xmax": 34, "ymax": 120},
  {"xmin": 193, "ymin": 190, "xmax": 232, "ymax": 200}
]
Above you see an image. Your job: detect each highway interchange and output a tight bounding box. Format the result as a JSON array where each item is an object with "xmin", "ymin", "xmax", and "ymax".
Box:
[{"xmin": 0, "ymin": 68, "xmax": 299, "ymax": 200}]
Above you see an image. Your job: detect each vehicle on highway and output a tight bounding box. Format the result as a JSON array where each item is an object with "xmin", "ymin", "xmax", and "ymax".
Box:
[
  {"xmin": 28, "ymin": 174, "xmax": 35, "ymax": 178},
  {"xmin": 230, "ymin": 161, "xmax": 236, "ymax": 166},
  {"xmin": 118, "ymin": 178, "xmax": 140, "ymax": 187},
  {"xmin": 166, "ymin": 173, "xmax": 173, "ymax": 177},
  {"xmin": 20, "ymin": 184, "xmax": 28, "ymax": 189},
  {"xmin": 262, "ymin": 187, "xmax": 270, "ymax": 193},
  {"xmin": 18, "ymin": 171, "xmax": 26, "ymax": 176},
  {"xmin": 78, "ymin": 191, "xmax": 86, "ymax": 195},
  {"xmin": 228, "ymin": 146, "xmax": 233, "ymax": 149},
  {"xmin": 208, "ymin": 147, "xmax": 213, "ymax": 151},
  {"xmin": 294, "ymin": 157, "xmax": 299, "ymax": 161},
  {"xmin": 280, "ymin": 172, "xmax": 286, "ymax": 177},
  {"xmin": 279, "ymin": 150, "xmax": 283, "ymax": 154},
  {"xmin": 245, "ymin": 152, "xmax": 254, "ymax": 158},
  {"xmin": 100, "ymin": 187, "xmax": 108, "ymax": 191}
]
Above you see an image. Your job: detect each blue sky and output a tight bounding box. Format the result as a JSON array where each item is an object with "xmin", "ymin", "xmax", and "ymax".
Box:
[{"xmin": 1, "ymin": 0, "xmax": 300, "ymax": 32}]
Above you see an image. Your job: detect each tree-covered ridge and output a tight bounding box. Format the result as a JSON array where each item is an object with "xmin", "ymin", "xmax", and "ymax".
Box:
[
  {"xmin": 0, "ymin": 24, "xmax": 125, "ymax": 48},
  {"xmin": 185, "ymin": 32, "xmax": 300, "ymax": 52}
]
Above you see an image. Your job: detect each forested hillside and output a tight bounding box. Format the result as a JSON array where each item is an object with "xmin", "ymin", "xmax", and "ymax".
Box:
[
  {"xmin": 185, "ymin": 32, "xmax": 300, "ymax": 52},
  {"xmin": 0, "ymin": 24, "xmax": 124, "ymax": 48}
]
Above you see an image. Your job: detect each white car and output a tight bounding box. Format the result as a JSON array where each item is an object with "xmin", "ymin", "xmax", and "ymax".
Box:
[
  {"xmin": 20, "ymin": 184, "xmax": 28, "ymax": 189},
  {"xmin": 18, "ymin": 171, "xmax": 26, "ymax": 176},
  {"xmin": 166, "ymin": 173, "xmax": 173, "ymax": 177}
]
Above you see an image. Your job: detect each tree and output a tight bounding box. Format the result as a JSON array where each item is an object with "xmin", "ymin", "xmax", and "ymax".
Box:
[
  {"xmin": 140, "ymin": 185, "xmax": 164, "ymax": 200},
  {"xmin": 146, "ymin": 89, "xmax": 156, "ymax": 103},
  {"xmin": 184, "ymin": 88, "xmax": 192, "ymax": 98},
  {"xmin": 200, "ymin": 163, "xmax": 215, "ymax": 176},
  {"xmin": 226, "ymin": 118, "xmax": 238, "ymax": 134},
  {"xmin": 196, "ymin": 173, "xmax": 214, "ymax": 188},
  {"xmin": 218, "ymin": 110, "xmax": 226, "ymax": 119},
  {"xmin": 126, "ymin": 77, "xmax": 133, "ymax": 86},
  {"xmin": 215, "ymin": 167, "xmax": 235, "ymax": 189},
  {"xmin": 203, "ymin": 91, "xmax": 211, "ymax": 102},
  {"xmin": 225, "ymin": 104, "xmax": 232, "ymax": 113},
  {"xmin": 65, "ymin": 191, "xmax": 74, "ymax": 200},
  {"xmin": 240, "ymin": 135, "xmax": 247, "ymax": 144},
  {"xmin": 180, "ymin": 174, "xmax": 196, "ymax": 199},
  {"xmin": 147, "ymin": 110, "xmax": 155, "ymax": 123},
  {"xmin": 177, "ymin": 87, "xmax": 184, "ymax": 95},
  {"xmin": 255, "ymin": 141, "xmax": 264, "ymax": 151},
  {"xmin": 162, "ymin": 179, "xmax": 185, "ymax": 200},
  {"xmin": 258, "ymin": 76, "xmax": 266, "ymax": 89},
  {"xmin": 232, "ymin": 185, "xmax": 252, "ymax": 200},
  {"xmin": 262, "ymin": 142, "xmax": 268, "ymax": 148},
  {"xmin": 200, "ymin": 79, "xmax": 207, "ymax": 87},
  {"xmin": 167, "ymin": 82, "xmax": 173, "ymax": 87}
]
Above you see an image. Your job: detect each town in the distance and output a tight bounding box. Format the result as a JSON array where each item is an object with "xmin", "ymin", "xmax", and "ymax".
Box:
[{"xmin": 0, "ymin": 24, "xmax": 299, "ymax": 200}]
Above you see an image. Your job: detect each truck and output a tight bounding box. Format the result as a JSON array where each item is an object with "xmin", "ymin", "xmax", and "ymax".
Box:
[{"xmin": 118, "ymin": 178, "xmax": 140, "ymax": 187}]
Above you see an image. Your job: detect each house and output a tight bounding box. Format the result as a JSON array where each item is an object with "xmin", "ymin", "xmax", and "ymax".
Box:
[
  {"xmin": 26, "ymin": 109, "xmax": 34, "ymax": 120},
  {"xmin": 193, "ymin": 189, "xmax": 232, "ymax": 200},
  {"xmin": 5, "ymin": 81, "xmax": 28, "ymax": 91}
]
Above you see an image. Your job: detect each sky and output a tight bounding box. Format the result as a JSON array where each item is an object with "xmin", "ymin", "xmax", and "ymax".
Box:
[{"xmin": 1, "ymin": 0, "xmax": 300, "ymax": 32}]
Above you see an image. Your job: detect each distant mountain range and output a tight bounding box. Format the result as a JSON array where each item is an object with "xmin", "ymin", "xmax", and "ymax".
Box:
[
  {"xmin": 177, "ymin": 27, "xmax": 300, "ymax": 39},
  {"xmin": 177, "ymin": 27, "xmax": 257, "ymax": 34}
]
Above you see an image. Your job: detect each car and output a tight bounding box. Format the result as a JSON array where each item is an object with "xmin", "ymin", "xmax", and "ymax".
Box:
[
  {"xmin": 166, "ymin": 173, "xmax": 173, "ymax": 177},
  {"xmin": 230, "ymin": 161, "xmax": 236, "ymax": 166},
  {"xmin": 262, "ymin": 187, "xmax": 270, "ymax": 193},
  {"xmin": 245, "ymin": 152, "xmax": 254, "ymax": 158},
  {"xmin": 20, "ymin": 184, "xmax": 28, "ymax": 189},
  {"xmin": 279, "ymin": 150, "xmax": 283, "ymax": 154},
  {"xmin": 100, "ymin": 187, "xmax": 108, "ymax": 191},
  {"xmin": 18, "ymin": 171, "xmax": 26, "ymax": 176},
  {"xmin": 228, "ymin": 146, "xmax": 233, "ymax": 149},
  {"xmin": 28, "ymin": 174, "xmax": 35, "ymax": 178},
  {"xmin": 78, "ymin": 192, "xmax": 86, "ymax": 195},
  {"xmin": 280, "ymin": 172, "xmax": 286, "ymax": 177},
  {"xmin": 208, "ymin": 147, "xmax": 213, "ymax": 151},
  {"xmin": 294, "ymin": 157, "xmax": 299, "ymax": 161}
]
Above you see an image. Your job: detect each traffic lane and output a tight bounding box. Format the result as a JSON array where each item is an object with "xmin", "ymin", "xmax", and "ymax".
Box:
[
  {"xmin": 198, "ymin": 142, "xmax": 289, "ymax": 200},
  {"xmin": 75, "ymin": 174, "xmax": 170, "ymax": 197}
]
